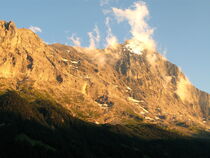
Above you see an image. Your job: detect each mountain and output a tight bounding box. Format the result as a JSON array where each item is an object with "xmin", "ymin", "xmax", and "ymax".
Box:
[{"xmin": 0, "ymin": 20, "xmax": 210, "ymax": 158}]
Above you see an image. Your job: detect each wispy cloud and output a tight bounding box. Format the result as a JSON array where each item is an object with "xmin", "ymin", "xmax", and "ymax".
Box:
[
  {"xmin": 88, "ymin": 25, "xmax": 100, "ymax": 49},
  {"xmin": 68, "ymin": 34, "xmax": 81, "ymax": 47},
  {"xmin": 102, "ymin": 9, "xmax": 112, "ymax": 15},
  {"xmin": 112, "ymin": 1, "xmax": 156, "ymax": 53},
  {"xmin": 29, "ymin": 26, "xmax": 42, "ymax": 33},
  {"xmin": 100, "ymin": 0, "xmax": 119, "ymax": 6},
  {"xmin": 100, "ymin": 0, "xmax": 110, "ymax": 6},
  {"xmin": 105, "ymin": 17, "xmax": 118, "ymax": 47}
]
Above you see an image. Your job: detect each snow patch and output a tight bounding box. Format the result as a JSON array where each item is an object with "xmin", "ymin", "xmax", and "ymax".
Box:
[{"xmin": 124, "ymin": 40, "xmax": 144, "ymax": 55}]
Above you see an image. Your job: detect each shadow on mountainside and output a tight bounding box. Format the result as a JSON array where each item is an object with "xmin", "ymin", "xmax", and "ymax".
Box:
[{"xmin": 0, "ymin": 90, "xmax": 210, "ymax": 158}]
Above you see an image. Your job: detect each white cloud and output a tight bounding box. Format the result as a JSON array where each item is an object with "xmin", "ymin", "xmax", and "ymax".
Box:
[
  {"xmin": 29, "ymin": 26, "xmax": 42, "ymax": 33},
  {"xmin": 105, "ymin": 17, "xmax": 118, "ymax": 47},
  {"xmin": 88, "ymin": 25, "xmax": 100, "ymax": 49},
  {"xmin": 112, "ymin": 1, "xmax": 156, "ymax": 54},
  {"xmin": 100, "ymin": 0, "xmax": 110, "ymax": 6},
  {"xmin": 68, "ymin": 34, "xmax": 81, "ymax": 47},
  {"xmin": 158, "ymin": 45, "xmax": 168, "ymax": 57},
  {"xmin": 100, "ymin": 0, "xmax": 119, "ymax": 6},
  {"xmin": 102, "ymin": 9, "xmax": 112, "ymax": 15}
]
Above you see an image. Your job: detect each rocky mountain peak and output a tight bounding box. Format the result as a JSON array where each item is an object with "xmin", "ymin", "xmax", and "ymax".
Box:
[
  {"xmin": 0, "ymin": 21, "xmax": 16, "ymax": 46},
  {"xmin": 0, "ymin": 21, "xmax": 209, "ymax": 134},
  {"xmin": 0, "ymin": 20, "xmax": 16, "ymax": 31}
]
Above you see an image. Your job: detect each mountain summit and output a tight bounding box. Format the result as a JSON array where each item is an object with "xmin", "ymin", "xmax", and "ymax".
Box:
[
  {"xmin": 0, "ymin": 20, "xmax": 210, "ymax": 157},
  {"xmin": 0, "ymin": 20, "xmax": 209, "ymax": 132}
]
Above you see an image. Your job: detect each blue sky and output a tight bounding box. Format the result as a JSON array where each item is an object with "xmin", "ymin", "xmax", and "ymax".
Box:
[{"xmin": 0, "ymin": 0, "xmax": 209, "ymax": 93}]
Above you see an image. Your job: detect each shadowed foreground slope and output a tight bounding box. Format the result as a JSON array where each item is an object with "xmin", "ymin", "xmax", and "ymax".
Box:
[{"xmin": 0, "ymin": 91, "xmax": 210, "ymax": 158}]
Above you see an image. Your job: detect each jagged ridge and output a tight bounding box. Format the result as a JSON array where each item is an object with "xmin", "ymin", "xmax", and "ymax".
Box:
[{"xmin": 0, "ymin": 20, "xmax": 209, "ymax": 135}]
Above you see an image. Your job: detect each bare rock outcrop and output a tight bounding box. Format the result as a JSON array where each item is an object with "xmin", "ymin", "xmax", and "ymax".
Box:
[{"xmin": 0, "ymin": 21, "xmax": 209, "ymax": 134}]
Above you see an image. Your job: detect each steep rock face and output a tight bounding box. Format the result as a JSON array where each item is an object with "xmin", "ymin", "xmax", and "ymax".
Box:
[
  {"xmin": 114, "ymin": 47, "xmax": 210, "ymax": 126},
  {"xmin": 0, "ymin": 21, "xmax": 209, "ymax": 134}
]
